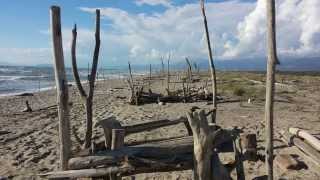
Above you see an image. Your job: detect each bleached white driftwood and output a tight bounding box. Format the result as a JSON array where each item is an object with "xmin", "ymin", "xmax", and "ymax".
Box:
[
  {"xmin": 289, "ymin": 127, "xmax": 320, "ymax": 152},
  {"xmin": 50, "ymin": 5, "xmax": 71, "ymax": 170}
]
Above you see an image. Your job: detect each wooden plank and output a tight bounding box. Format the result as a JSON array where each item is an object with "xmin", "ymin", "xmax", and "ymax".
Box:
[{"xmin": 50, "ymin": 5, "xmax": 71, "ymax": 170}]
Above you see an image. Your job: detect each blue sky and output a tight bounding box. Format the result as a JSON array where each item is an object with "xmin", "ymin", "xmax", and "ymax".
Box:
[{"xmin": 0, "ymin": 0, "xmax": 319, "ymax": 67}]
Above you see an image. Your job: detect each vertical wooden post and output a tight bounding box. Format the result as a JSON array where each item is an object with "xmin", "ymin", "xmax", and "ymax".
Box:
[
  {"xmin": 149, "ymin": 64, "xmax": 152, "ymax": 90},
  {"xmin": 199, "ymin": 0, "xmax": 217, "ymax": 123},
  {"xmin": 265, "ymin": 0, "xmax": 279, "ymax": 179},
  {"xmin": 166, "ymin": 56, "xmax": 170, "ymax": 95},
  {"xmin": 50, "ymin": 6, "xmax": 71, "ymax": 170},
  {"xmin": 111, "ymin": 129, "xmax": 125, "ymax": 150},
  {"xmin": 128, "ymin": 62, "xmax": 134, "ymax": 87},
  {"xmin": 111, "ymin": 129, "xmax": 125, "ymax": 180}
]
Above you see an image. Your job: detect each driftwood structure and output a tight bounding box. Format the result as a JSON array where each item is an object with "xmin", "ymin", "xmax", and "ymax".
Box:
[
  {"xmin": 50, "ymin": 6, "xmax": 71, "ymax": 170},
  {"xmin": 71, "ymin": 9, "xmax": 101, "ymax": 148},
  {"xmin": 45, "ymin": 0, "xmax": 284, "ymax": 178},
  {"xmin": 40, "ymin": 109, "xmax": 256, "ymax": 179}
]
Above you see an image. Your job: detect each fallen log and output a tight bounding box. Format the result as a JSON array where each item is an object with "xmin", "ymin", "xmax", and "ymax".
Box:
[
  {"xmin": 289, "ymin": 127, "xmax": 320, "ymax": 152},
  {"xmin": 40, "ymin": 156, "xmax": 193, "ymax": 179},
  {"xmin": 68, "ymin": 130, "xmax": 234, "ymax": 170},
  {"xmin": 124, "ymin": 117, "xmax": 187, "ymax": 135},
  {"xmin": 280, "ymin": 130, "xmax": 320, "ymax": 167}
]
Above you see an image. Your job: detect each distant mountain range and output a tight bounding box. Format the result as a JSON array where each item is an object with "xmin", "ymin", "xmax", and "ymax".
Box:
[
  {"xmin": 1, "ymin": 57, "xmax": 319, "ymax": 72},
  {"xmin": 173, "ymin": 57, "xmax": 320, "ymax": 72}
]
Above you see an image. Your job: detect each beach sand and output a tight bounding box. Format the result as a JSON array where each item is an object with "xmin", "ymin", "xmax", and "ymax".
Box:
[{"xmin": 1, "ymin": 72, "xmax": 320, "ymax": 179}]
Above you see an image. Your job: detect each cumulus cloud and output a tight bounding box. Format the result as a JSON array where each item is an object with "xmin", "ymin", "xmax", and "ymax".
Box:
[
  {"xmin": 79, "ymin": 1, "xmax": 254, "ymax": 64},
  {"xmin": 224, "ymin": 0, "xmax": 320, "ymax": 58}
]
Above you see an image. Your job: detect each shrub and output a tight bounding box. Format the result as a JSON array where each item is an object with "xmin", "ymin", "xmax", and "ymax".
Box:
[{"xmin": 233, "ymin": 87, "xmax": 246, "ymax": 96}]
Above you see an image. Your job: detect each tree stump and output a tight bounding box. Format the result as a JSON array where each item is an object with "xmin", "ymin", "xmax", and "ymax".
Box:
[
  {"xmin": 95, "ymin": 117, "xmax": 122, "ymax": 149},
  {"xmin": 186, "ymin": 109, "xmax": 230, "ymax": 180}
]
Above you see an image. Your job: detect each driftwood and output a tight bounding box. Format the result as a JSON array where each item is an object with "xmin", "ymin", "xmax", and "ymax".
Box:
[
  {"xmin": 199, "ymin": 0, "xmax": 217, "ymax": 123},
  {"xmin": 68, "ymin": 130, "xmax": 235, "ymax": 170},
  {"xmin": 289, "ymin": 127, "xmax": 320, "ymax": 152},
  {"xmin": 186, "ymin": 109, "xmax": 230, "ymax": 180},
  {"xmin": 40, "ymin": 157, "xmax": 193, "ymax": 179},
  {"xmin": 22, "ymin": 100, "xmax": 32, "ymax": 112},
  {"xmin": 124, "ymin": 117, "xmax": 189, "ymax": 135},
  {"xmin": 71, "ymin": 9, "xmax": 101, "ymax": 148},
  {"xmin": 265, "ymin": 0, "xmax": 279, "ymax": 179},
  {"xmin": 280, "ymin": 130, "xmax": 320, "ymax": 167},
  {"xmin": 50, "ymin": 6, "xmax": 71, "ymax": 170},
  {"xmin": 92, "ymin": 117, "xmax": 191, "ymax": 152}
]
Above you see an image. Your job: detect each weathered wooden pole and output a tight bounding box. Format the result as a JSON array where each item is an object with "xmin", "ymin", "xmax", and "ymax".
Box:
[
  {"xmin": 111, "ymin": 129, "xmax": 125, "ymax": 180},
  {"xmin": 265, "ymin": 0, "xmax": 279, "ymax": 179},
  {"xmin": 149, "ymin": 64, "xmax": 152, "ymax": 90},
  {"xmin": 166, "ymin": 56, "xmax": 170, "ymax": 95},
  {"xmin": 50, "ymin": 5, "xmax": 71, "ymax": 170},
  {"xmin": 199, "ymin": 0, "xmax": 217, "ymax": 123}
]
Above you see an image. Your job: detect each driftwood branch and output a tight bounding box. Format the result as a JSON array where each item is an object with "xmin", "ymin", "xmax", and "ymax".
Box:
[
  {"xmin": 70, "ymin": 9, "xmax": 101, "ymax": 149},
  {"xmin": 199, "ymin": 0, "xmax": 217, "ymax": 123},
  {"xmin": 289, "ymin": 127, "xmax": 320, "ymax": 152},
  {"xmin": 71, "ymin": 24, "xmax": 87, "ymax": 99}
]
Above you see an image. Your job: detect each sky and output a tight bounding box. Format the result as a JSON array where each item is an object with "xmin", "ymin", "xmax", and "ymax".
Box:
[{"xmin": 0, "ymin": 0, "xmax": 319, "ymax": 67}]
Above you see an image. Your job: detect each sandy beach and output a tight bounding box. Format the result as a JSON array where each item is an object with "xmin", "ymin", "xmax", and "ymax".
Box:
[{"xmin": 1, "ymin": 71, "xmax": 320, "ymax": 179}]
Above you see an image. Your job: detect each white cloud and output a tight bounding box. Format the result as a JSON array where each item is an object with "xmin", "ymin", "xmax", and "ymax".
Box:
[
  {"xmin": 79, "ymin": 1, "xmax": 254, "ymax": 64},
  {"xmin": 135, "ymin": 0, "xmax": 172, "ymax": 8},
  {"xmin": 0, "ymin": 48, "xmax": 51, "ymax": 65},
  {"xmin": 224, "ymin": 0, "xmax": 320, "ymax": 58}
]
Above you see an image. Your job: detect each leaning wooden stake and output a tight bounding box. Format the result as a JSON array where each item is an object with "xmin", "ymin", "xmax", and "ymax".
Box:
[
  {"xmin": 199, "ymin": 0, "xmax": 217, "ymax": 123},
  {"xmin": 186, "ymin": 109, "xmax": 230, "ymax": 180},
  {"xmin": 71, "ymin": 9, "xmax": 101, "ymax": 148},
  {"xmin": 50, "ymin": 5, "xmax": 71, "ymax": 170},
  {"xmin": 265, "ymin": 0, "xmax": 279, "ymax": 179}
]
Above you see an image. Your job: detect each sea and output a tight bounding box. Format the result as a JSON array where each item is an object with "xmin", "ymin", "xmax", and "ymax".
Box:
[{"xmin": 0, "ymin": 66, "xmax": 134, "ymax": 97}]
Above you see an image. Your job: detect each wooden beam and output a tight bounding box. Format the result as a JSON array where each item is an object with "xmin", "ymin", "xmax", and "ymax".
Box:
[
  {"xmin": 50, "ymin": 5, "xmax": 71, "ymax": 170},
  {"xmin": 265, "ymin": 0, "xmax": 278, "ymax": 179}
]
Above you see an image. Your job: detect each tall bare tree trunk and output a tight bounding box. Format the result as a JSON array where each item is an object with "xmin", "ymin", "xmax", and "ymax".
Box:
[
  {"xmin": 199, "ymin": 0, "xmax": 217, "ymax": 123},
  {"xmin": 265, "ymin": 0, "xmax": 279, "ymax": 179},
  {"xmin": 50, "ymin": 6, "xmax": 71, "ymax": 170}
]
